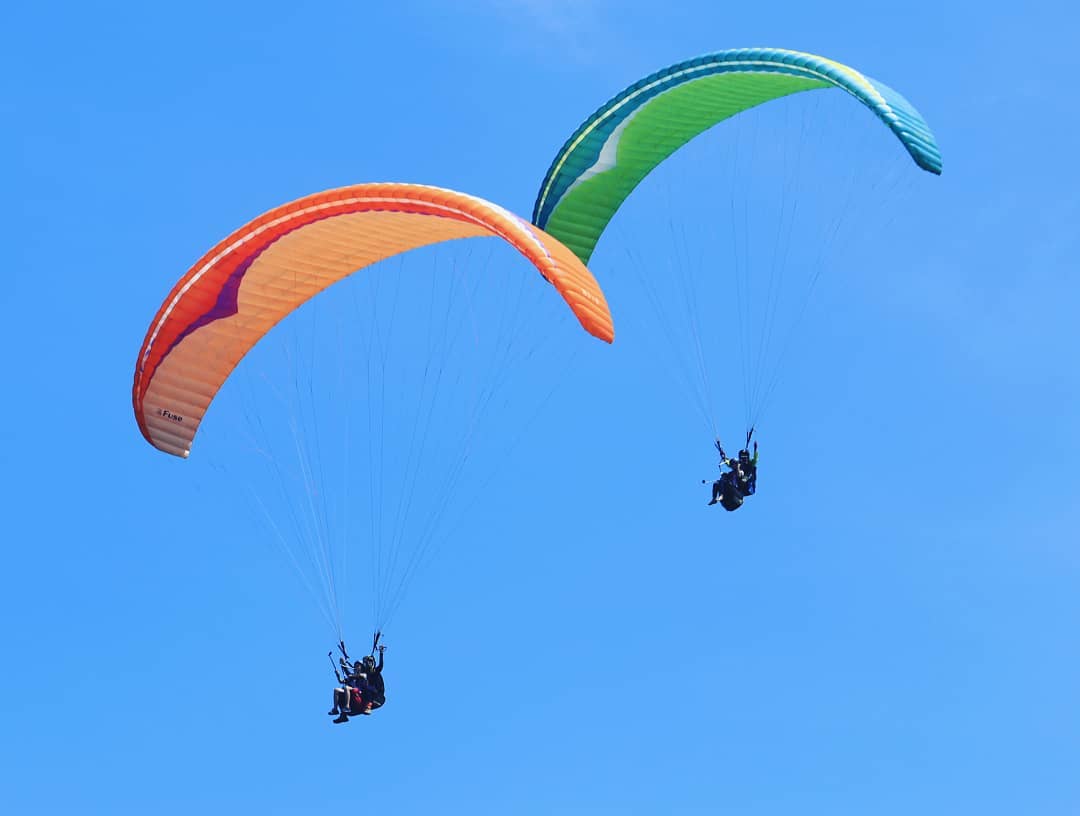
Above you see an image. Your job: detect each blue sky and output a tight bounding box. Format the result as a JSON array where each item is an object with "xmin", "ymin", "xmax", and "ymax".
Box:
[{"xmin": 4, "ymin": 1, "xmax": 1080, "ymax": 813}]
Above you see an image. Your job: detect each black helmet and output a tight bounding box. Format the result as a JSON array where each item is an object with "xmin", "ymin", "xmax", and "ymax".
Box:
[
  {"xmin": 738, "ymin": 448, "xmax": 750, "ymax": 464},
  {"xmin": 362, "ymin": 655, "xmax": 376, "ymax": 670}
]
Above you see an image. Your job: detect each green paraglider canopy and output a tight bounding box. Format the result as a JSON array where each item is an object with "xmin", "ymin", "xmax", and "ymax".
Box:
[{"xmin": 533, "ymin": 47, "xmax": 942, "ymax": 265}]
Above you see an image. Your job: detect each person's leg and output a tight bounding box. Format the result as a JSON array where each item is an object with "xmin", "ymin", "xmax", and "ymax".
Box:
[
  {"xmin": 331, "ymin": 688, "xmax": 351, "ymax": 722},
  {"xmin": 709, "ymin": 480, "xmax": 721, "ymax": 504},
  {"xmin": 330, "ymin": 687, "xmax": 347, "ymax": 715}
]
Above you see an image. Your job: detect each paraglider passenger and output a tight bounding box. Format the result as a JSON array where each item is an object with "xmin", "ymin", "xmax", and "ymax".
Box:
[
  {"xmin": 706, "ymin": 439, "xmax": 758, "ymax": 511},
  {"xmin": 329, "ymin": 662, "xmax": 365, "ymax": 723},
  {"xmin": 708, "ymin": 469, "xmax": 743, "ymax": 511},
  {"xmin": 329, "ymin": 644, "xmax": 386, "ymax": 723}
]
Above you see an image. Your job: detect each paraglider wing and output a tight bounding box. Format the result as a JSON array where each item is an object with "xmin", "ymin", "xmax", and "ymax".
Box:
[
  {"xmin": 532, "ymin": 47, "xmax": 942, "ymax": 264},
  {"xmin": 133, "ymin": 182, "xmax": 614, "ymax": 458}
]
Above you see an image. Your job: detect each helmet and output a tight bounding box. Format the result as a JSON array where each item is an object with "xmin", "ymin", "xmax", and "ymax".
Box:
[
  {"xmin": 738, "ymin": 449, "xmax": 750, "ymax": 464},
  {"xmin": 362, "ymin": 655, "xmax": 376, "ymax": 670}
]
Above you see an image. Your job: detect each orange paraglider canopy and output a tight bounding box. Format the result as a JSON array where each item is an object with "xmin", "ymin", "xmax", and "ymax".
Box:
[{"xmin": 133, "ymin": 182, "xmax": 614, "ymax": 458}]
